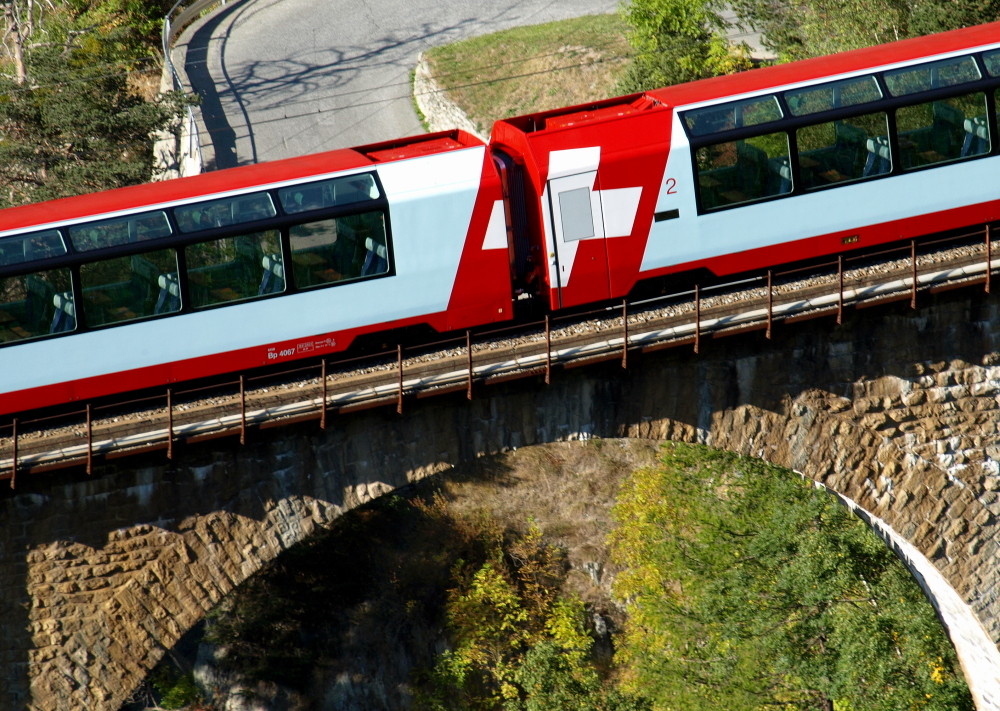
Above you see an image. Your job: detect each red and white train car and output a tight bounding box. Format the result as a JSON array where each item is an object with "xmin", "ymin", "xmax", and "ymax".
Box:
[
  {"xmin": 2, "ymin": 21, "xmax": 1000, "ymax": 417},
  {"xmin": 491, "ymin": 21, "xmax": 1000, "ymax": 309}
]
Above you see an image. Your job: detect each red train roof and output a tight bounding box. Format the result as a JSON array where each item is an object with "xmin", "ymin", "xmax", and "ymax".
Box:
[
  {"xmin": 0, "ymin": 129, "xmax": 485, "ymax": 235},
  {"xmin": 648, "ymin": 21, "xmax": 1000, "ymax": 108}
]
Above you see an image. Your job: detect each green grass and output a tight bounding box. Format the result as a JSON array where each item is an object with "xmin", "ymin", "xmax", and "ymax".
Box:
[{"xmin": 423, "ymin": 13, "xmax": 632, "ymax": 134}]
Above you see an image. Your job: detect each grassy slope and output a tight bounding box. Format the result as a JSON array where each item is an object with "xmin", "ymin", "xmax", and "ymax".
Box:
[{"xmin": 422, "ymin": 13, "xmax": 632, "ymax": 134}]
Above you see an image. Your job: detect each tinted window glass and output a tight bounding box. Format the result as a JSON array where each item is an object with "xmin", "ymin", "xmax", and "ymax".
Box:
[
  {"xmin": 785, "ymin": 76, "xmax": 882, "ymax": 116},
  {"xmin": 984, "ymin": 49, "xmax": 1000, "ymax": 77},
  {"xmin": 685, "ymin": 96, "xmax": 783, "ymax": 137},
  {"xmin": 695, "ymin": 133, "xmax": 791, "ymax": 209},
  {"xmin": 797, "ymin": 113, "xmax": 890, "ymax": 189},
  {"xmin": 290, "ymin": 211, "xmax": 388, "ymax": 288},
  {"xmin": 80, "ymin": 249, "xmax": 179, "ymax": 327},
  {"xmin": 279, "ymin": 174, "xmax": 380, "ymax": 214},
  {"xmin": 185, "ymin": 230, "xmax": 281, "ymax": 308},
  {"xmin": 896, "ymin": 93, "xmax": 989, "ymax": 168},
  {"xmin": 558, "ymin": 188, "xmax": 595, "ymax": 241},
  {"xmin": 0, "ymin": 268, "xmax": 73, "ymax": 342},
  {"xmin": 884, "ymin": 56, "xmax": 980, "ymax": 97},
  {"xmin": 0, "ymin": 230, "xmax": 66, "ymax": 267},
  {"xmin": 69, "ymin": 212, "xmax": 171, "ymax": 251},
  {"xmin": 175, "ymin": 192, "xmax": 276, "ymax": 233}
]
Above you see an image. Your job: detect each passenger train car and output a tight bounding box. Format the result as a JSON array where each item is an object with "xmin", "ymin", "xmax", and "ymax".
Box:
[{"xmin": 2, "ymin": 22, "xmax": 1000, "ymax": 417}]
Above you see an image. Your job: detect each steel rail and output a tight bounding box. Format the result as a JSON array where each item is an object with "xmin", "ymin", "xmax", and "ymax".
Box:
[{"xmin": 2, "ymin": 245, "xmax": 998, "ymax": 481}]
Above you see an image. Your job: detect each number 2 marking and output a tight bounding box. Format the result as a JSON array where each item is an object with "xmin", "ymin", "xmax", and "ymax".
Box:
[{"xmin": 665, "ymin": 178, "xmax": 678, "ymax": 194}]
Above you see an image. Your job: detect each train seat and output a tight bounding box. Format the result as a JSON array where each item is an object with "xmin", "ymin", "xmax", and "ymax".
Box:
[
  {"xmin": 50, "ymin": 292, "xmax": 76, "ymax": 333},
  {"xmin": 155, "ymin": 273, "xmax": 181, "ymax": 314},
  {"xmin": 259, "ymin": 254, "xmax": 285, "ymax": 294},
  {"xmin": 361, "ymin": 238, "xmax": 388, "ymax": 275},
  {"xmin": 863, "ymin": 136, "xmax": 892, "ymax": 176},
  {"xmin": 962, "ymin": 116, "xmax": 990, "ymax": 157},
  {"xmin": 767, "ymin": 157, "xmax": 793, "ymax": 194}
]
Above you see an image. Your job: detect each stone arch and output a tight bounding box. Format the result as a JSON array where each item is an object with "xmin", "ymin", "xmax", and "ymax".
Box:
[{"xmin": 2, "ymin": 290, "xmax": 1000, "ymax": 710}]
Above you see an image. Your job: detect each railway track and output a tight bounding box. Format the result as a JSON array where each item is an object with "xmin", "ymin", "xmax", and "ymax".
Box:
[{"xmin": 2, "ymin": 226, "xmax": 997, "ymax": 485}]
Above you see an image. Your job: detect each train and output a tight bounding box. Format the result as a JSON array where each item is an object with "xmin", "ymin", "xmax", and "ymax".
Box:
[{"xmin": 2, "ymin": 21, "xmax": 1000, "ymax": 418}]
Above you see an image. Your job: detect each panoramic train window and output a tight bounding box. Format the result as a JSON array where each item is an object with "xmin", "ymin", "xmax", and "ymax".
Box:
[
  {"xmin": 684, "ymin": 95, "xmax": 783, "ymax": 136},
  {"xmin": 895, "ymin": 93, "xmax": 990, "ymax": 169},
  {"xmin": 185, "ymin": 230, "xmax": 281, "ymax": 308},
  {"xmin": 0, "ymin": 230, "xmax": 66, "ymax": 267},
  {"xmin": 80, "ymin": 249, "xmax": 179, "ymax": 327},
  {"xmin": 984, "ymin": 50, "xmax": 1000, "ymax": 76},
  {"xmin": 289, "ymin": 211, "xmax": 388, "ymax": 289},
  {"xmin": 785, "ymin": 75, "xmax": 882, "ymax": 116},
  {"xmin": 0, "ymin": 267, "xmax": 73, "ymax": 342},
  {"xmin": 797, "ymin": 112, "xmax": 890, "ymax": 188},
  {"xmin": 695, "ymin": 133, "xmax": 792, "ymax": 209},
  {"xmin": 174, "ymin": 192, "xmax": 276, "ymax": 233},
  {"xmin": 884, "ymin": 55, "xmax": 980, "ymax": 97},
  {"xmin": 278, "ymin": 174, "xmax": 381, "ymax": 215},
  {"xmin": 69, "ymin": 211, "xmax": 172, "ymax": 252}
]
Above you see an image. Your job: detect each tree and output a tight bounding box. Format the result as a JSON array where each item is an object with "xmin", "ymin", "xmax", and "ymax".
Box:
[
  {"xmin": 418, "ymin": 522, "xmax": 647, "ymax": 711},
  {"xmin": 731, "ymin": 0, "xmax": 1000, "ymax": 61},
  {"xmin": 617, "ymin": 0, "xmax": 751, "ymax": 92},
  {"xmin": 0, "ymin": 0, "xmax": 189, "ymax": 206},
  {"xmin": 609, "ymin": 442, "xmax": 973, "ymax": 711}
]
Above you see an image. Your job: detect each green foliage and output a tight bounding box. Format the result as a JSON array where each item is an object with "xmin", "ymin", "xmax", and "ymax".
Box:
[
  {"xmin": 416, "ymin": 520, "xmax": 646, "ymax": 711},
  {"xmin": 151, "ymin": 663, "xmax": 202, "ymax": 709},
  {"xmin": 731, "ymin": 0, "xmax": 1000, "ymax": 62},
  {"xmin": 507, "ymin": 642, "xmax": 650, "ymax": 711},
  {"xmin": 0, "ymin": 0, "xmax": 190, "ymax": 206},
  {"xmin": 617, "ymin": 0, "xmax": 752, "ymax": 92},
  {"xmin": 609, "ymin": 442, "xmax": 973, "ymax": 711}
]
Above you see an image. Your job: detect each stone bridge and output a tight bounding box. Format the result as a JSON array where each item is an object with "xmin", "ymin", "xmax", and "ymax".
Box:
[{"xmin": 1, "ymin": 287, "xmax": 999, "ymax": 711}]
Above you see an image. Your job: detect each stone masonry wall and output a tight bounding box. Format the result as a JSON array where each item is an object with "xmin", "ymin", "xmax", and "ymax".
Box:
[{"xmin": 1, "ymin": 288, "xmax": 999, "ymax": 710}]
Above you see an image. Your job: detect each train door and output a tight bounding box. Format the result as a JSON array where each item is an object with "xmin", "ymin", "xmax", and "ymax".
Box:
[{"xmin": 545, "ymin": 171, "xmax": 611, "ymax": 309}]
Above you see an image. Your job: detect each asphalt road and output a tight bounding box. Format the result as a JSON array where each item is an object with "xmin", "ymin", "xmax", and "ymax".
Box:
[{"xmin": 177, "ymin": 0, "xmax": 618, "ymax": 168}]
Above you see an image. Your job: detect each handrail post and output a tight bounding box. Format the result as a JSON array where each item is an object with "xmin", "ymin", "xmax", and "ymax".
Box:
[
  {"xmin": 987, "ymin": 224, "xmax": 993, "ymax": 295},
  {"xmin": 466, "ymin": 330, "xmax": 474, "ymax": 400},
  {"xmin": 766, "ymin": 270, "xmax": 773, "ymax": 340},
  {"xmin": 837, "ymin": 255, "xmax": 844, "ymax": 325},
  {"xmin": 910, "ymin": 239, "xmax": 917, "ymax": 309},
  {"xmin": 10, "ymin": 418, "xmax": 17, "ymax": 490},
  {"xmin": 167, "ymin": 388, "xmax": 174, "ymax": 460},
  {"xmin": 396, "ymin": 344, "xmax": 404, "ymax": 415},
  {"xmin": 86, "ymin": 404, "xmax": 93, "ymax": 476},
  {"xmin": 694, "ymin": 284, "xmax": 701, "ymax": 354},
  {"xmin": 320, "ymin": 359, "xmax": 328, "ymax": 430},
  {"xmin": 545, "ymin": 315, "xmax": 552, "ymax": 385},
  {"xmin": 621, "ymin": 299, "xmax": 628, "ymax": 369},
  {"xmin": 239, "ymin": 375, "xmax": 246, "ymax": 445}
]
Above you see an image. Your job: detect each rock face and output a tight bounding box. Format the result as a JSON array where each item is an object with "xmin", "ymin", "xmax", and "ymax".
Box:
[{"xmin": 1, "ymin": 289, "xmax": 1000, "ymax": 711}]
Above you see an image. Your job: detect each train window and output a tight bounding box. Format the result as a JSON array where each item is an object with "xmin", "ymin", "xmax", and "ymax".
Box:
[
  {"xmin": 278, "ymin": 174, "xmax": 380, "ymax": 215},
  {"xmin": 69, "ymin": 211, "xmax": 172, "ymax": 252},
  {"xmin": 174, "ymin": 192, "xmax": 276, "ymax": 233},
  {"xmin": 797, "ymin": 112, "xmax": 889, "ymax": 189},
  {"xmin": 895, "ymin": 93, "xmax": 990, "ymax": 169},
  {"xmin": 695, "ymin": 132, "xmax": 791, "ymax": 209},
  {"xmin": 0, "ymin": 230, "xmax": 66, "ymax": 267},
  {"xmin": 80, "ymin": 249, "xmax": 179, "ymax": 327},
  {"xmin": 289, "ymin": 211, "xmax": 388, "ymax": 288},
  {"xmin": 685, "ymin": 95, "xmax": 783, "ymax": 137},
  {"xmin": 0, "ymin": 267, "xmax": 73, "ymax": 343},
  {"xmin": 785, "ymin": 75, "xmax": 882, "ymax": 117},
  {"xmin": 884, "ymin": 55, "xmax": 980, "ymax": 97},
  {"xmin": 984, "ymin": 50, "xmax": 1000, "ymax": 77},
  {"xmin": 185, "ymin": 230, "xmax": 281, "ymax": 308}
]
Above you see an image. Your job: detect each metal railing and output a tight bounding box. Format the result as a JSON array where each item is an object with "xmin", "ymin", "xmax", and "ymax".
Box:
[
  {"xmin": 1, "ymin": 224, "xmax": 996, "ymax": 486},
  {"xmin": 157, "ymin": 0, "xmax": 245, "ymax": 177}
]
